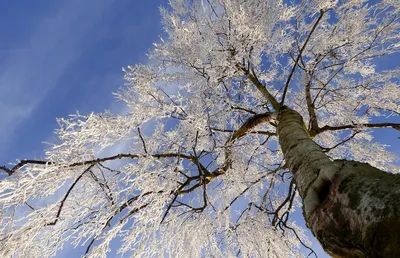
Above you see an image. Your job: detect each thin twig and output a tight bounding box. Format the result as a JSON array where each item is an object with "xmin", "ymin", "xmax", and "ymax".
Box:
[{"xmin": 137, "ymin": 128, "xmax": 148, "ymax": 154}]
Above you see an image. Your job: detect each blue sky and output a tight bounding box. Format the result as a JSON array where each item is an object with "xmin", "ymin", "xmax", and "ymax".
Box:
[
  {"xmin": 0, "ymin": 0, "xmax": 165, "ymax": 163},
  {"xmin": 1, "ymin": 1, "xmax": 398, "ymax": 258}
]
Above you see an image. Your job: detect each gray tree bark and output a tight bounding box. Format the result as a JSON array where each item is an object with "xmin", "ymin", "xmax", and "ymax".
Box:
[{"xmin": 277, "ymin": 107, "xmax": 400, "ymax": 257}]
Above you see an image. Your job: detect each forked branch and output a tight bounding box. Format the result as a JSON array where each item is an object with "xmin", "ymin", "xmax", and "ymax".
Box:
[
  {"xmin": 281, "ymin": 9, "xmax": 325, "ymax": 105},
  {"xmin": 239, "ymin": 64, "xmax": 280, "ymax": 110}
]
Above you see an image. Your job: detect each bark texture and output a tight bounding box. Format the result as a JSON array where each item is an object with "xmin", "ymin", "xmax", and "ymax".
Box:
[{"xmin": 277, "ymin": 107, "xmax": 400, "ymax": 257}]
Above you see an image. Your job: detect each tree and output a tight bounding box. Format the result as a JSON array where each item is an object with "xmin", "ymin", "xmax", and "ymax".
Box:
[{"xmin": 1, "ymin": 0, "xmax": 400, "ymax": 257}]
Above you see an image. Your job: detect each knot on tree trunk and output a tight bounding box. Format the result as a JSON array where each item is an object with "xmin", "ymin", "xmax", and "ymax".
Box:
[{"xmin": 309, "ymin": 160, "xmax": 400, "ymax": 258}]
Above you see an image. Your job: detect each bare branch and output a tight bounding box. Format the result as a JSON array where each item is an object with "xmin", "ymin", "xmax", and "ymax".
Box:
[
  {"xmin": 322, "ymin": 131, "xmax": 360, "ymax": 153},
  {"xmin": 319, "ymin": 123, "xmax": 400, "ymax": 133},
  {"xmin": 216, "ymin": 112, "xmax": 275, "ymax": 176},
  {"xmin": 84, "ymin": 200, "xmax": 152, "ymax": 257},
  {"xmin": 304, "ymin": 73, "xmax": 319, "ymax": 135},
  {"xmin": 211, "ymin": 128, "xmax": 276, "ymax": 136},
  {"xmin": 0, "ymin": 160, "xmax": 48, "ymax": 176},
  {"xmin": 46, "ymin": 164, "xmax": 95, "ymax": 226},
  {"xmin": 281, "ymin": 9, "xmax": 325, "ymax": 105},
  {"xmin": 272, "ymin": 179, "xmax": 295, "ymax": 226},
  {"xmin": 137, "ymin": 128, "xmax": 148, "ymax": 154},
  {"xmin": 223, "ymin": 168, "xmax": 281, "ymax": 211},
  {"xmin": 227, "ymin": 113, "xmax": 274, "ymax": 142},
  {"xmin": 0, "ymin": 153, "xmax": 196, "ymax": 176}
]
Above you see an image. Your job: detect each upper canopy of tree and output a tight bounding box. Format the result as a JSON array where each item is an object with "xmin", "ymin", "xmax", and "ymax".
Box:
[{"xmin": 0, "ymin": 1, "xmax": 399, "ymax": 257}]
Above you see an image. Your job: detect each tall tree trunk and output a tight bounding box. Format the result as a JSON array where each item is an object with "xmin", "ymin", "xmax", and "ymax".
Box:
[{"xmin": 277, "ymin": 107, "xmax": 400, "ymax": 258}]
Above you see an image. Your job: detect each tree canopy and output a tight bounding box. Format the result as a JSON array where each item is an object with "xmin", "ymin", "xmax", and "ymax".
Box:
[{"xmin": 1, "ymin": 1, "xmax": 399, "ymax": 257}]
